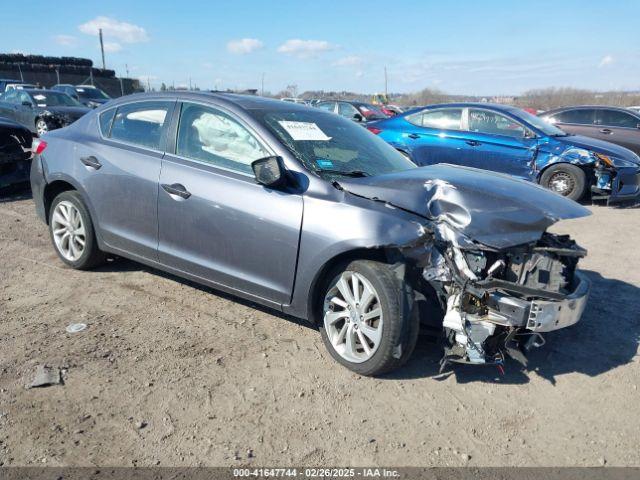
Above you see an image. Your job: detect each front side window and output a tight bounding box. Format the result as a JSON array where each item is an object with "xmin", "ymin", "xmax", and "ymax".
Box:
[
  {"xmin": 338, "ymin": 102, "xmax": 359, "ymax": 118},
  {"xmin": 176, "ymin": 103, "xmax": 269, "ymax": 174},
  {"xmin": 551, "ymin": 109, "xmax": 596, "ymax": 125},
  {"xmin": 316, "ymin": 102, "xmax": 336, "ymax": 112},
  {"xmin": 109, "ymin": 101, "xmax": 172, "ymax": 150},
  {"xmin": 256, "ymin": 109, "xmax": 415, "ymax": 178},
  {"xmin": 468, "ymin": 109, "xmax": 525, "ymax": 138},
  {"xmin": 17, "ymin": 91, "xmax": 31, "ymax": 105},
  {"xmin": 597, "ymin": 110, "xmax": 639, "ymax": 128}
]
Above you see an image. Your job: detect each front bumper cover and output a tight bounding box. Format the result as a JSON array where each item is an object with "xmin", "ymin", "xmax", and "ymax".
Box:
[{"xmin": 592, "ymin": 166, "xmax": 640, "ymax": 204}]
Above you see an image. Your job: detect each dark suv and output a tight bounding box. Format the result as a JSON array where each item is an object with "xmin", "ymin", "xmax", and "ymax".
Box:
[{"xmin": 540, "ymin": 106, "xmax": 640, "ymax": 155}]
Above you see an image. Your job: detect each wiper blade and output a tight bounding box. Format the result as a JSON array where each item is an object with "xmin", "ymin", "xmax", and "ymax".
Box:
[{"xmin": 316, "ymin": 169, "xmax": 370, "ymax": 177}]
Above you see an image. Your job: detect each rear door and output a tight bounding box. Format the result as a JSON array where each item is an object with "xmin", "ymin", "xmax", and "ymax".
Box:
[
  {"xmin": 0, "ymin": 90, "xmax": 21, "ymax": 125},
  {"xmin": 463, "ymin": 108, "xmax": 538, "ymax": 180},
  {"xmin": 157, "ymin": 101, "xmax": 303, "ymax": 304},
  {"xmin": 402, "ymin": 108, "xmax": 470, "ymax": 166},
  {"xmin": 594, "ymin": 109, "xmax": 640, "ymax": 154},
  {"xmin": 78, "ymin": 100, "xmax": 176, "ymax": 261}
]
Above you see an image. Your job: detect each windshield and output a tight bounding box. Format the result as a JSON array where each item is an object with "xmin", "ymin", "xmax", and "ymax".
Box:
[
  {"xmin": 512, "ymin": 108, "xmax": 567, "ymax": 136},
  {"xmin": 255, "ymin": 109, "xmax": 416, "ymax": 178},
  {"xmin": 76, "ymin": 87, "xmax": 110, "ymax": 100},
  {"xmin": 28, "ymin": 91, "xmax": 83, "ymax": 107}
]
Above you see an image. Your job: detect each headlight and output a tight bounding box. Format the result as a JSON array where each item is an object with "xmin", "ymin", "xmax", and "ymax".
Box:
[{"xmin": 594, "ymin": 152, "xmax": 614, "ymax": 168}]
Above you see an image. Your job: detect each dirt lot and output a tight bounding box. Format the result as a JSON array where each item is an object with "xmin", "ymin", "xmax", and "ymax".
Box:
[{"xmin": 0, "ymin": 187, "xmax": 639, "ymax": 467}]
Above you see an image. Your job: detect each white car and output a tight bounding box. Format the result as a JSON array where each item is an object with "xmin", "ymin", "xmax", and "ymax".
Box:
[{"xmin": 4, "ymin": 83, "xmax": 36, "ymax": 92}]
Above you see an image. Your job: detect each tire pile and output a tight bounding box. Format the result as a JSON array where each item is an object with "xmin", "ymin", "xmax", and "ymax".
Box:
[{"xmin": 0, "ymin": 53, "xmax": 115, "ymax": 78}]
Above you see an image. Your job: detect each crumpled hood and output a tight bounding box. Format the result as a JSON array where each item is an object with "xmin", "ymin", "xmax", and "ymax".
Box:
[
  {"xmin": 338, "ymin": 164, "xmax": 591, "ymax": 249},
  {"xmin": 553, "ymin": 134, "xmax": 640, "ymax": 166}
]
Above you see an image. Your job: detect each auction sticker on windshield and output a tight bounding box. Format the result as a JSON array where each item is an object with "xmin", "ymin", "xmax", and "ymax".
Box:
[{"xmin": 278, "ymin": 121, "xmax": 331, "ymax": 141}]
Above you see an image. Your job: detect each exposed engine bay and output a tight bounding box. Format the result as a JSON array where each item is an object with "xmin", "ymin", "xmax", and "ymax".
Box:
[{"xmin": 422, "ymin": 231, "xmax": 589, "ymax": 371}]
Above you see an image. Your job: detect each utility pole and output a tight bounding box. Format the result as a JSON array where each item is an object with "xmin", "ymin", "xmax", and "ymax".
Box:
[
  {"xmin": 125, "ymin": 64, "xmax": 129, "ymax": 77},
  {"xmin": 189, "ymin": 77, "xmax": 192, "ymax": 90},
  {"xmin": 261, "ymin": 72, "xmax": 265, "ymax": 96},
  {"xmin": 99, "ymin": 28, "xmax": 106, "ymax": 70},
  {"xmin": 18, "ymin": 64, "xmax": 24, "ymax": 81},
  {"xmin": 55, "ymin": 68, "xmax": 60, "ymax": 84},
  {"xmin": 384, "ymin": 66, "xmax": 388, "ymax": 98}
]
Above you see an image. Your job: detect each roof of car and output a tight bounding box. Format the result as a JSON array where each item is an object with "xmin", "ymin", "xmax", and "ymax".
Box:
[
  {"xmin": 105, "ymin": 91, "xmax": 314, "ymax": 112},
  {"xmin": 543, "ymin": 105, "xmax": 640, "ymax": 115}
]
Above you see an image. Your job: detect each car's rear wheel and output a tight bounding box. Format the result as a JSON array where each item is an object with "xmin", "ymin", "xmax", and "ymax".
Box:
[
  {"xmin": 319, "ymin": 260, "xmax": 419, "ymax": 376},
  {"xmin": 540, "ymin": 164, "xmax": 586, "ymax": 201},
  {"xmin": 49, "ymin": 191, "xmax": 106, "ymax": 269},
  {"xmin": 35, "ymin": 118, "xmax": 49, "ymax": 137}
]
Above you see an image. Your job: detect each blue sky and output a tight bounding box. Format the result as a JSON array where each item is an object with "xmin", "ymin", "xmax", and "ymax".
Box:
[{"xmin": 2, "ymin": 0, "xmax": 639, "ymax": 95}]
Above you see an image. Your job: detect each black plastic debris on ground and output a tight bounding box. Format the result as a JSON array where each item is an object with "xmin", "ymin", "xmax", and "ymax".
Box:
[{"xmin": 28, "ymin": 365, "xmax": 63, "ymax": 388}]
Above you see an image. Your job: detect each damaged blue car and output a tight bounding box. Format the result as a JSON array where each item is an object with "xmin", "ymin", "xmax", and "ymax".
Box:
[{"xmin": 368, "ymin": 103, "xmax": 640, "ymax": 203}]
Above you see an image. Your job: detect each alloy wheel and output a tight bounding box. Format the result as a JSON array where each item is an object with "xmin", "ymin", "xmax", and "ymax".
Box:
[
  {"xmin": 51, "ymin": 201, "xmax": 86, "ymax": 262},
  {"xmin": 36, "ymin": 119, "xmax": 48, "ymax": 137},
  {"xmin": 548, "ymin": 171, "xmax": 575, "ymax": 196},
  {"xmin": 323, "ymin": 271, "xmax": 384, "ymax": 363}
]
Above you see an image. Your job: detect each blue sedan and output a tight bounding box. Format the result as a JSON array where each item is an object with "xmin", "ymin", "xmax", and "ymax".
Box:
[{"xmin": 369, "ymin": 103, "xmax": 640, "ymax": 202}]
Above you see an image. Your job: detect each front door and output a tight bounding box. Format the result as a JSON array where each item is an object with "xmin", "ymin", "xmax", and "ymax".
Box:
[
  {"xmin": 463, "ymin": 108, "xmax": 538, "ymax": 180},
  {"xmin": 158, "ymin": 102, "xmax": 303, "ymax": 304}
]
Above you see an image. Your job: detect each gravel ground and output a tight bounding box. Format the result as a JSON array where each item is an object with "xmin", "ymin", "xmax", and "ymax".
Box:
[{"xmin": 0, "ymin": 186, "xmax": 639, "ymax": 467}]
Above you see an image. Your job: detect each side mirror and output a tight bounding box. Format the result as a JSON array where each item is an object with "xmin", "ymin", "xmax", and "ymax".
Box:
[
  {"xmin": 251, "ymin": 156, "xmax": 287, "ymax": 189},
  {"xmin": 353, "ymin": 113, "xmax": 364, "ymax": 122},
  {"xmin": 22, "ymin": 100, "xmax": 32, "ymax": 107}
]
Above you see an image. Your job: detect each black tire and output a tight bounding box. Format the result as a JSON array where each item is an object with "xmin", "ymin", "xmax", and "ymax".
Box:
[
  {"xmin": 540, "ymin": 164, "xmax": 586, "ymax": 201},
  {"xmin": 48, "ymin": 190, "xmax": 106, "ymax": 269},
  {"xmin": 318, "ymin": 260, "xmax": 419, "ymax": 376}
]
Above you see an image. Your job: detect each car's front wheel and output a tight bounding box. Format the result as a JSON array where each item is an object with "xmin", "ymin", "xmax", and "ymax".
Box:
[
  {"xmin": 49, "ymin": 191, "xmax": 106, "ymax": 269},
  {"xmin": 319, "ymin": 260, "xmax": 419, "ymax": 376},
  {"xmin": 35, "ymin": 118, "xmax": 49, "ymax": 137},
  {"xmin": 540, "ymin": 164, "xmax": 586, "ymax": 201}
]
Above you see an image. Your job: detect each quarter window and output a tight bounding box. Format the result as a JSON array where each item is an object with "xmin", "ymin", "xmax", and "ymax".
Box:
[
  {"xmin": 406, "ymin": 109, "xmax": 463, "ymax": 130},
  {"xmin": 99, "ymin": 109, "xmax": 116, "ymax": 136},
  {"xmin": 468, "ymin": 109, "xmax": 525, "ymax": 138},
  {"xmin": 176, "ymin": 103, "xmax": 269, "ymax": 174},
  {"xmin": 597, "ymin": 110, "xmax": 639, "ymax": 128},
  {"xmin": 109, "ymin": 101, "xmax": 172, "ymax": 150}
]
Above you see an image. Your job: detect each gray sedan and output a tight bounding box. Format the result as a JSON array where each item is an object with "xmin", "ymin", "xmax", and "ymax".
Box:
[{"xmin": 30, "ymin": 92, "xmax": 591, "ymax": 375}]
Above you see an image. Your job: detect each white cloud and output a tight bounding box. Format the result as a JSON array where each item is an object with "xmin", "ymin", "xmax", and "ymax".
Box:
[
  {"xmin": 599, "ymin": 55, "xmax": 614, "ymax": 68},
  {"xmin": 78, "ymin": 16, "xmax": 148, "ymax": 43},
  {"xmin": 54, "ymin": 34, "xmax": 77, "ymax": 46},
  {"xmin": 277, "ymin": 39, "xmax": 334, "ymax": 59},
  {"xmin": 227, "ymin": 38, "xmax": 264, "ymax": 54},
  {"xmin": 103, "ymin": 42, "xmax": 123, "ymax": 53},
  {"xmin": 333, "ymin": 55, "xmax": 364, "ymax": 67}
]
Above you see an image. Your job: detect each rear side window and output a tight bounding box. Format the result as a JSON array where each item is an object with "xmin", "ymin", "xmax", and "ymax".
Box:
[
  {"xmin": 338, "ymin": 102, "xmax": 358, "ymax": 118},
  {"xmin": 597, "ymin": 109, "xmax": 639, "ymax": 128},
  {"xmin": 407, "ymin": 108, "xmax": 463, "ymax": 130},
  {"xmin": 109, "ymin": 101, "xmax": 172, "ymax": 150},
  {"xmin": 551, "ymin": 109, "xmax": 596, "ymax": 125},
  {"xmin": 176, "ymin": 102, "xmax": 269, "ymax": 174},
  {"xmin": 99, "ymin": 109, "xmax": 116, "ymax": 136}
]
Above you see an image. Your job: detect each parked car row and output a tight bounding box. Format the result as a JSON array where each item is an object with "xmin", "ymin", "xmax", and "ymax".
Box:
[{"xmin": 29, "ymin": 91, "xmax": 593, "ymax": 376}]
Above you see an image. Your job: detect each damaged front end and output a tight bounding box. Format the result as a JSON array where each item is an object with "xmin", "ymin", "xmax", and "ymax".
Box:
[
  {"xmin": 39, "ymin": 110, "xmax": 75, "ymax": 131},
  {"xmin": 423, "ymin": 230, "xmax": 589, "ymax": 370}
]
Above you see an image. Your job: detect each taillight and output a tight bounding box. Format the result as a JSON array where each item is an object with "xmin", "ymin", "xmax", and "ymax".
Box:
[
  {"xmin": 367, "ymin": 126, "xmax": 382, "ymax": 135},
  {"xmin": 32, "ymin": 138, "xmax": 47, "ymax": 155}
]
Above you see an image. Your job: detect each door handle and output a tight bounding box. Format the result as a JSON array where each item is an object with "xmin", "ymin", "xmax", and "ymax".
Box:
[
  {"xmin": 79, "ymin": 155, "xmax": 102, "ymax": 170},
  {"xmin": 465, "ymin": 140, "xmax": 481, "ymax": 146},
  {"xmin": 162, "ymin": 183, "xmax": 191, "ymax": 200},
  {"xmin": 599, "ymin": 128, "xmax": 612, "ymax": 134},
  {"xmin": 407, "ymin": 133, "xmax": 420, "ymax": 139}
]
